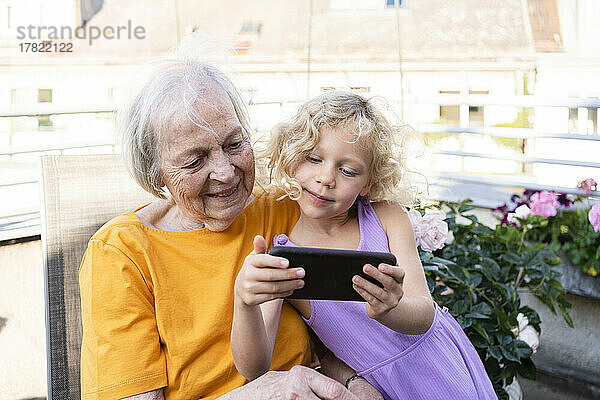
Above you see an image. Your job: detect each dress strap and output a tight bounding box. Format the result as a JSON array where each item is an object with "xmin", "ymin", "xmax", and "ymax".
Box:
[{"xmin": 356, "ymin": 197, "xmax": 390, "ymax": 252}]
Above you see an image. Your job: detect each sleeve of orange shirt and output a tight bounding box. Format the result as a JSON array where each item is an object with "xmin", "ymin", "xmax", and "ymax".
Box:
[{"xmin": 79, "ymin": 238, "xmax": 167, "ymax": 400}]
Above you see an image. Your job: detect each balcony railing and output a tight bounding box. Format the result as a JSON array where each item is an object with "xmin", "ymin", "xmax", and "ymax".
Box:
[{"xmin": 1, "ymin": 95, "xmax": 599, "ymax": 240}]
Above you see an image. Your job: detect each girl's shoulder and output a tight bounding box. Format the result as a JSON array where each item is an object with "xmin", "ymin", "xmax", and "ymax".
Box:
[
  {"xmin": 370, "ymin": 200, "xmax": 412, "ymax": 236},
  {"xmin": 371, "ymin": 200, "xmax": 409, "ymax": 221}
]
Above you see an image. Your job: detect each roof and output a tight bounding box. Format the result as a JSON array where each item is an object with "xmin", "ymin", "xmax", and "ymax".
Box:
[{"xmin": 4, "ymin": 0, "xmax": 536, "ymax": 65}]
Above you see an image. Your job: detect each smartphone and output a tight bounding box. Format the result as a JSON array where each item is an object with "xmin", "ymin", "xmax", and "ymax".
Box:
[{"xmin": 268, "ymin": 246, "xmax": 397, "ymax": 301}]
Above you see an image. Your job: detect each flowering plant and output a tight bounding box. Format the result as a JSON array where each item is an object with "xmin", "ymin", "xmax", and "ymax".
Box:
[
  {"xmin": 494, "ymin": 179, "xmax": 600, "ymax": 276},
  {"xmin": 412, "ymin": 202, "xmax": 572, "ymax": 400}
]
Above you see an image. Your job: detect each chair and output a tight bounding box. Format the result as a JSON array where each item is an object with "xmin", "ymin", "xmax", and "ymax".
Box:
[{"xmin": 41, "ymin": 154, "xmax": 153, "ymax": 399}]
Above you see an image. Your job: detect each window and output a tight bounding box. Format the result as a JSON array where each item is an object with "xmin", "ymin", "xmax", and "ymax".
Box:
[
  {"xmin": 329, "ymin": 0, "xmax": 395, "ymax": 10},
  {"xmin": 439, "ymin": 90, "xmax": 460, "ymax": 125},
  {"xmin": 568, "ymin": 108, "xmax": 578, "ymax": 132},
  {"xmin": 350, "ymin": 86, "xmax": 370, "ymax": 95},
  {"xmin": 385, "ymin": 0, "xmax": 403, "ymax": 7},
  {"xmin": 468, "ymin": 90, "xmax": 488, "ymax": 127},
  {"xmin": 38, "ymin": 89, "xmax": 53, "ymax": 103},
  {"xmin": 588, "ymin": 108, "xmax": 598, "ymax": 134},
  {"xmin": 37, "ymin": 89, "xmax": 53, "ymax": 129},
  {"xmin": 240, "ymin": 21, "xmax": 262, "ymax": 34},
  {"xmin": 10, "ymin": 88, "xmax": 28, "ymax": 105}
]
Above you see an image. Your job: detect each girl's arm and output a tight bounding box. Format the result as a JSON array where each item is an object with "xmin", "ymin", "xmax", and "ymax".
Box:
[
  {"xmin": 231, "ymin": 235, "xmax": 305, "ymax": 380},
  {"xmin": 352, "ymin": 202, "xmax": 435, "ymax": 334}
]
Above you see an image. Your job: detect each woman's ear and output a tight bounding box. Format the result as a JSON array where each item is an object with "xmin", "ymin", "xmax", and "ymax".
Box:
[{"xmin": 156, "ymin": 171, "xmax": 165, "ymax": 189}]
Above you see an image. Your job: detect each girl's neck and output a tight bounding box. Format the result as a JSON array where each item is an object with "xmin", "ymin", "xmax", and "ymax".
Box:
[{"xmin": 290, "ymin": 206, "xmax": 360, "ymax": 249}]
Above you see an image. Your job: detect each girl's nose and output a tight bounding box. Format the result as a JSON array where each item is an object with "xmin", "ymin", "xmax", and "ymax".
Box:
[{"xmin": 315, "ymin": 165, "xmax": 335, "ymax": 188}]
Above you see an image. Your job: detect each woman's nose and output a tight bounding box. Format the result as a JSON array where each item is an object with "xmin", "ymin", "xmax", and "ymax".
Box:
[{"xmin": 209, "ymin": 151, "xmax": 235, "ymax": 183}]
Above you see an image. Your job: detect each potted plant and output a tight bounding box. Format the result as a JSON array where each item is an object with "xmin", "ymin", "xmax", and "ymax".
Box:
[
  {"xmin": 410, "ymin": 202, "xmax": 573, "ymax": 400},
  {"xmin": 493, "ymin": 179, "xmax": 600, "ymax": 277}
]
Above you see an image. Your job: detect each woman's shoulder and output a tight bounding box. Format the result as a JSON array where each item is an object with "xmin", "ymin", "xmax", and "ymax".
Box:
[
  {"xmin": 90, "ymin": 207, "xmax": 150, "ymax": 248},
  {"xmin": 250, "ymin": 188, "xmax": 299, "ymax": 215}
]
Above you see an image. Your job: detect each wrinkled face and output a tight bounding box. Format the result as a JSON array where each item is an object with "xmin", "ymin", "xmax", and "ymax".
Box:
[
  {"xmin": 292, "ymin": 125, "xmax": 372, "ymax": 221},
  {"xmin": 159, "ymin": 82, "xmax": 255, "ymax": 231}
]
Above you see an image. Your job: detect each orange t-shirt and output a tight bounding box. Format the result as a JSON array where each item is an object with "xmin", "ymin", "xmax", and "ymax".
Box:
[{"xmin": 79, "ymin": 192, "xmax": 310, "ymax": 400}]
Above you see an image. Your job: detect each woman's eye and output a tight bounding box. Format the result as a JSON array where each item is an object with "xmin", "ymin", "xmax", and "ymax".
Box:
[
  {"xmin": 306, "ymin": 155, "xmax": 321, "ymax": 163},
  {"xmin": 228, "ymin": 141, "xmax": 243, "ymax": 150},
  {"xmin": 184, "ymin": 158, "xmax": 204, "ymax": 169}
]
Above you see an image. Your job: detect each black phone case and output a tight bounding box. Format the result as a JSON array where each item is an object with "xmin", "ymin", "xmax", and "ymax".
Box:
[{"xmin": 268, "ymin": 246, "xmax": 397, "ymax": 301}]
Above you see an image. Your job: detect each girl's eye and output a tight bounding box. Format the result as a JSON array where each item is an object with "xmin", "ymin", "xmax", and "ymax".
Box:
[
  {"xmin": 306, "ymin": 155, "xmax": 321, "ymax": 163},
  {"xmin": 340, "ymin": 168, "xmax": 357, "ymax": 177}
]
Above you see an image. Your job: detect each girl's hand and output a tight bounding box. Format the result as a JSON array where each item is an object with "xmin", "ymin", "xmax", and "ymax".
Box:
[
  {"xmin": 352, "ymin": 263, "xmax": 405, "ymax": 321},
  {"xmin": 234, "ymin": 235, "xmax": 305, "ymax": 306}
]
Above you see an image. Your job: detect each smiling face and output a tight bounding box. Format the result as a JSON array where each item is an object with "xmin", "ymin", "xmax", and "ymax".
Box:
[
  {"xmin": 291, "ymin": 125, "xmax": 372, "ymax": 221},
  {"xmin": 159, "ymin": 82, "xmax": 255, "ymax": 231}
]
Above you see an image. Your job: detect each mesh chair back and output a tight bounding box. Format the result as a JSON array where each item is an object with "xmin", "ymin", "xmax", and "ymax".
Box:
[{"xmin": 41, "ymin": 154, "xmax": 153, "ymax": 399}]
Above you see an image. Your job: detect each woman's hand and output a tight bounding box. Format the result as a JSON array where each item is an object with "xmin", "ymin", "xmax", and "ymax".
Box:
[
  {"xmin": 346, "ymin": 377, "xmax": 384, "ymax": 400},
  {"xmin": 234, "ymin": 235, "xmax": 305, "ymax": 306},
  {"xmin": 352, "ymin": 263, "xmax": 405, "ymax": 321},
  {"xmin": 218, "ymin": 366, "xmax": 359, "ymax": 400}
]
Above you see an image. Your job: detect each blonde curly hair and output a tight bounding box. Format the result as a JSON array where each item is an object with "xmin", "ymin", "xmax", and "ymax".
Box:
[{"xmin": 258, "ymin": 91, "xmax": 418, "ymax": 206}]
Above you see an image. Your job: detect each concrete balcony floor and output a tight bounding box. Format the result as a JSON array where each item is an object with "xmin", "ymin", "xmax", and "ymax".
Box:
[{"xmin": 0, "ymin": 239, "xmax": 47, "ymax": 400}]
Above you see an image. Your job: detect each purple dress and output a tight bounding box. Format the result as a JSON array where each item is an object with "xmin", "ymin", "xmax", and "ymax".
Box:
[{"xmin": 273, "ymin": 197, "xmax": 497, "ymax": 400}]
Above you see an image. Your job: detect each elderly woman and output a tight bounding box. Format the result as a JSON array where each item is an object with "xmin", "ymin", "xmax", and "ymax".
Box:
[{"xmin": 79, "ymin": 59, "xmax": 380, "ymax": 400}]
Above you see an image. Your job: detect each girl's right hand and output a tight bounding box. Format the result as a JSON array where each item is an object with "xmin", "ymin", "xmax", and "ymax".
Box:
[{"xmin": 234, "ymin": 235, "xmax": 305, "ymax": 306}]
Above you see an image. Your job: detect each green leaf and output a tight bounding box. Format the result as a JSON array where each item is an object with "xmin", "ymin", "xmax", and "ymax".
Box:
[
  {"xmin": 472, "ymin": 302, "xmax": 494, "ymax": 315},
  {"xmin": 503, "ymin": 252, "xmax": 522, "ymax": 265},
  {"xmin": 514, "ymin": 340, "xmax": 533, "ymax": 359},
  {"xmin": 472, "ymin": 224, "xmax": 494, "ymax": 235},
  {"xmin": 465, "ymin": 312, "xmax": 490, "ymax": 319},
  {"xmin": 481, "ymin": 257, "xmax": 501, "ymax": 276},
  {"xmin": 501, "ymin": 342, "xmax": 520, "ymax": 362},
  {"xmin": 452, "ymin": 299, "xmax": 469, "ymax": 314},
  {"xmin": 488, "ymin": 346, "xmax": 503, "ymax": 361},
  {"xmin": 472, "ymin": 323, "xmax": 491, "ymax": 343},
  {"xmin": 517, "ymin": 357, "xmax": 537, "ymax": 380},
  {"xmin": 560, "ymin": 306, "xmax": 575, "ymax": 328},
  {"xmin": 456, "ymin": 315, "xmax": 473, "ymax": 329}
]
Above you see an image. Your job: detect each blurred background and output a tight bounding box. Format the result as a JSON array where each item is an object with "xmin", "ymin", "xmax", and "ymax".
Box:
[{"xmin": 0, "ymin": 0, "xmax": 599, "ymax": 399}]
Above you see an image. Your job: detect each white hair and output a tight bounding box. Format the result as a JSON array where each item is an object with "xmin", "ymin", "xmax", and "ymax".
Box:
[{"xmin": 118, "ymin": 58, "xmax": 252, "ymax": 198}]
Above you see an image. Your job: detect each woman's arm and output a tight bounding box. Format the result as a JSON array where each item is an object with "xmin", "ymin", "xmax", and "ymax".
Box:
[
  {"xmin": 310, "ymin": 330, "xmax": 384, "ymax": 400},
  {"xmin": 352, "ymin": 202, "xmax": 434, "ymax": 334},
  {"xmin": 121, "ymin": 367, "xmax": 361, "ymax": 400},
  {"xmin": 231, "ymin": 235, "xmax": 305, "ymax": 380}
]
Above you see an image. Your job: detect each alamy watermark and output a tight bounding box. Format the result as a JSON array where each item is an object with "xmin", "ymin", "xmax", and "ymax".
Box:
[{"xmin": 17, "ymin": 20, "xmax": 145, "ymax": 52}]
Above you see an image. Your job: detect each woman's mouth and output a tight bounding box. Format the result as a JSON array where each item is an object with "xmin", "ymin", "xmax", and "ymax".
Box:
[{"xmin": 205, "ymin": 182, "xmax": 240, "ymax": 199}]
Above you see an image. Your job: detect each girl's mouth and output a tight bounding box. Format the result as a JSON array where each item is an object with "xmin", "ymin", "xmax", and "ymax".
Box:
[{"xmin": 304, "ymin": 189, "xmax": 333, "ymax": 203}]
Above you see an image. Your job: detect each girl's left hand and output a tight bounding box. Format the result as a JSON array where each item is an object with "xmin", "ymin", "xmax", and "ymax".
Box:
[{"xmin": 352, "ymin": 263, "xmax": 405, "ymax": 320}]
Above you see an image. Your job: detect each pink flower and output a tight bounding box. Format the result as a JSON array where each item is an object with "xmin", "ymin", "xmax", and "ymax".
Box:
[
  {"xmin": 530, "ymin": 191, "xmax": 560, "ymax": 217},
  {"xmin": 518, "ymin": 326, "xmax": 540, "ymax": 353},
  {"xmin": 512, "ymin": 313, "xmax": 539, "ymax": 353},
  {"xmin": 578, "ymin": 178, "xmax": 598, "ymax": 194},
  {"xmin": 409, "ymin": 208, "xmax": 448, "ymax": 252},
  {"xmin": 589, "ymin": 203, "xmax": 600, "ymax": 233}
]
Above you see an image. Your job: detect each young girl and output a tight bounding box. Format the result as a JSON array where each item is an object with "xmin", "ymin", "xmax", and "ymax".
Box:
[{"xmin": 231, "ymin": 92, "xmax": 497, "ymax": 400}]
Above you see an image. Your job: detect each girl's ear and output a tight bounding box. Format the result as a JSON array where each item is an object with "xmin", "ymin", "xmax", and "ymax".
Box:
[{"xmin": 359, "ymin": 182, "xmax": 372, "ymax": 197}]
